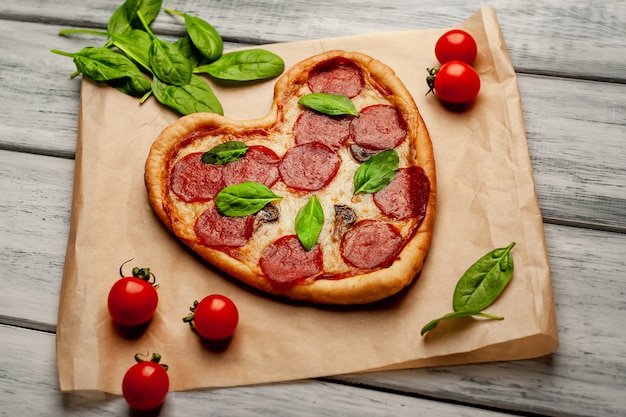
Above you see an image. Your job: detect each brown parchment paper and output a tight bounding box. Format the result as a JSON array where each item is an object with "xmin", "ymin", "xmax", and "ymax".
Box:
[{"xmin": 57, "ymin": 7, "xmax": 558, "ymax": 394}]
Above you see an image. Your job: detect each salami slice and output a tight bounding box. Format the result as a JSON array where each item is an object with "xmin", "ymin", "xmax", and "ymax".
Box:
[
  {"xmin": 260, "ymin": 235, "xmax": 323, "ymax": 285},
  {"xmin": 194, "ymin": 204, "xmax": 254, "ymax": 247},
  {"xmin": 373, "ymin": 166, "xmax": 430, "ymax": 221},
  {"xmin": 279, "ymin": 142, "xmax": 341, "ymax": 191},
  {"xmin": 350, "ymin": 104, "xmax": 407, "ymax": 150},
  {"xmin": 307, "ymin": 57, "xmax": 364, "ymax": 98},
  {"xmin": 223, "ymin": 145, "xmax": 280, "ymax": 187},
  {"xmin": 170, "ymin": 152, "xmax": 225, "ymax": 202},
  {"xmin": 293, "ymin": 110, "xmax": 351, "ymax": 151},
  {"xmin": 340, "ymin": 220, "xmax": 403, "ymax": 269}
]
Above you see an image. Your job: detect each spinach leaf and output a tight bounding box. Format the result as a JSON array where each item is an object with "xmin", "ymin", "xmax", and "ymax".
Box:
[
  {"xmin": 52, "ymin": 47, "xmax": 141, "ymax": 81},
  {"xmin": 150, "ymin": 39, "xmax": 193, "ymax": 86},
  {"xmin": 201, "ymin": 141, "xmax": 248, "ymax": 165},
  {"xmin": 108, "ymin": 0, "xmax": 136, "ymax": 35},
  {"xmin": 453, "ymin": 242, "xmax": 516, "ymax": 312},
  {"xmin": 137, "ymin": 10, "xmax": 192, "ymax": 86},
  {"xmin": 152, "ymin": 75, "xmax": 223, "ymax": 116},
  {"xmin": 108, "ymin": 73, "xmax": 152, "ymax": 97},
  {"xmin": 298, "ymin": 93, "xmax": 359, "ymax": 117},
  {"xmin": 175, "ymin": 34, "xmax": 204, "ymax": 68},
  {"xmin": 420, "ymin": 311, "xmax": 504, "ymax": 336},
  {"xmin": 166, "ymin": 8, "xmax": 223, "ymax": 63},
  {"xmin": 420, "ymin": 242, "xmax": 517, "ymax": 337},
  {"xmin": 110, "ymin": 29, "xmax": 153, "ymax": 72},
  {"xmin": 51, "ymin": 47, "xmax": 150, "ymax": 96},
  {"xmin": 194, "ymin": 49, "xmax": 285, "ymax": 81},
  {"xmin": 353, "ymin": 149, "xmax": 398, "ymax": 194},
  {"xmin": 109, "ymin": 0, "xmax": 163, "ymax": 35},
  {"xmin": 295, "ymin": 195, "xmax": 324, "ymax": 251},
  {"xmin": 215, "ymin": 182, "xmax": 282, "ymax": 217}
]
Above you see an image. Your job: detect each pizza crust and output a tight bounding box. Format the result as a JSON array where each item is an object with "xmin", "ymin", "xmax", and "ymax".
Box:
[{"xmin": 145, "ymin": 50, "xmax": 436, "ymax": 304}]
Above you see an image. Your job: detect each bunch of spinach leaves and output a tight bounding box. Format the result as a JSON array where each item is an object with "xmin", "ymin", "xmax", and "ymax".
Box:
[{"xmin": 51, "ymin": 0, "xmax": 285, "ymax": 116}]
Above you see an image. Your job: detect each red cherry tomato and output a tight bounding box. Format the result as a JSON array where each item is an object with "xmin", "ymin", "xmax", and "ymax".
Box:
[
  {"xmin": 427, "ymin": 61, "xmax": 480, "ymax": 105},
  {"xmin": 435, "ymin": 29, "xmax": 478, "ymax": 65},
  {"xmin": 108, "ymin": 260, "xmax": 158, "ymax": 327},
  {"xmin": 122, "ymin": 353, "xmax": 169, "ymax": 411},
  {"xmin": 185, "ymin": 294, "xmax": 239, "ymax": 340}
]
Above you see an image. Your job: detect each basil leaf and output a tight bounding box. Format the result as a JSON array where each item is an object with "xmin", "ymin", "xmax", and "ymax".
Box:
[
  {"xmin": 420, "ymin": 311, "xmax": 504, "ymax": 336},
  {"xmin": 298, "ymin": 93, "xmax": 359, "ymax": 117},
  {"xmin": 295, "ymin": 195, "xmax": 324, "ymax": 251},
  {"xmin": 195, "ymin": 49, "xmax": 285, "ymax": 81},
  {"xmin": 152, "ymin": 75, "xmax": 223, "ymax": 115},
  {"xmin": 215, "ymin": 182, "xmax": 282, "ymax": 217},
  {"xmin": 166, "ymin": 8, "xmax": 223, "ymax": 63},
  {"xmin": 201, "ymin": 141, "xmax": 248, "ymax": 165},
  {"xmin": 353, "ymin": 149, "xmax": 399, "ymax": 194},
  {"xmin": 453, "ymin": 242, "xmax": 516, "ymax": 312}
]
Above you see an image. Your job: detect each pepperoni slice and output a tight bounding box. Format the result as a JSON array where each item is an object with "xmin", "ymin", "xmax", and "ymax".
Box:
[
  {"xmin": 293, "ymin": 110, "xmax": 351, "ymax": 151},
  {"xmin": 340, "ymin": 220, "xmax": 403, "ymax": 269},
  {"xmin": 307, "ymin": 57, "xmax": 364, "ymax": 98},
  {"xmin": 279, "ymin": 142, "xmax": 341, "ymax": 191},
  {"xmin": 223, "ymin": 145, "xmax": 280, "ymax": 187},
  {"xmin": 194, "ymin": 204, "xmax": 254, "ymax": 247},
  {"xmin": 260, "ymin": 235, "xmax": 323, "ymax": 286},
  {"xmin": 350, "ymin": 104, "xmax": 407, "ymax": 150},
  {"xmin": 373, "ymin": 166, "xmax": 430, "ymax": 221},
  {"xmin": 170, "ymin": 152, "xmax": 225, "ymax": 202}
]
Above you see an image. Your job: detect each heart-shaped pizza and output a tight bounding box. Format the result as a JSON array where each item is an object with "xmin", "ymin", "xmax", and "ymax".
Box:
[{"xmin": 145, "ymin": 50, "xmax": 436, "ymax": 304}]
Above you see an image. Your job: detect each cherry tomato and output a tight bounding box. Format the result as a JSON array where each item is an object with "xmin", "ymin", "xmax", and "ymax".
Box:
[
  {"xmin": 427, "ymin": 61, "xmax": 480, "ymax": 105},
  {"xmin": 108, "ymin": 260, "xmax": 158, "ymax": 327},
  {"xmin": 435, "ymin": 29, "xmax": 478, "ymax": 65},
  {"xmin": 184, "ymin": 294, "xmax": 239, "ymax": 340},
  {"xmin": 122, "ymin": 353, "xmax": 169, "ymax": 411}
]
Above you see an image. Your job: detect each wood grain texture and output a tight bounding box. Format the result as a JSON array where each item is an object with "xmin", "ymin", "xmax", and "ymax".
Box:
[
  {"xmin": 330, "ymin": 225, "xmax": 626, "ymax": 417},
  {"xmin": 0, "ymin": 324, "xmax": 516, "ymax": 417},
  {"xmin": 0, "ymin": 22, "xmax": 624, "ymax": 230},
  {"xmin": 0, "ymin": 0, "xmax": 625, "ymax": 416},
  {"xmin": 1, "ymin": 144, "xmax": 624, "ymax": 415},
  {"xmin": 1, "ymin": 0, "xmax": 625, "ymax": 81}
]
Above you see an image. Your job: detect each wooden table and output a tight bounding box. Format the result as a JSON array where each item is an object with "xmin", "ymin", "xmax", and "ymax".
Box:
[{"xmin": 1, "ymin": 1, "xmax": 624, "ymax": 415}]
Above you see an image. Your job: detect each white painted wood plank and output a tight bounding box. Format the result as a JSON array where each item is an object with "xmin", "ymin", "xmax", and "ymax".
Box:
[
  {"xmin": 519, "ymin": 75, "xmax": 626, "ymax": 230},
  {"xmin": 0, "ymin": 324, "xmax": 515, "ymax": 417},
  {"xmin": 330, "ymin": 225, "xmax": 626, "ymax": 417},
  {"xmin": 1, "ymin": 0, "xmax": 625, "ymax": 81},
  {"xmin": 0, "ymin": 150, "xmax": 73, "ymax": 331}
]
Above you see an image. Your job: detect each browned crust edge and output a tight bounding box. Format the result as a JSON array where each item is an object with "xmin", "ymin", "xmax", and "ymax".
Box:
[{"xmin": 145, "ymin": 50, "xmax": 436, "ymax": 305}]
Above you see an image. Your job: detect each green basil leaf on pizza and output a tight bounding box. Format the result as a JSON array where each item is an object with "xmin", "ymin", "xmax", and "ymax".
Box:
[
  {"xmin": 353, "ymin": 149, "xmax": 399, "ymax": 194},
  {"xmin": 295, "ymin": 195, "xmax": 324, "ymax": 251},
  {"xmin": 216, "ymin": 182, "xmax": 282, "ymax": 217}
]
